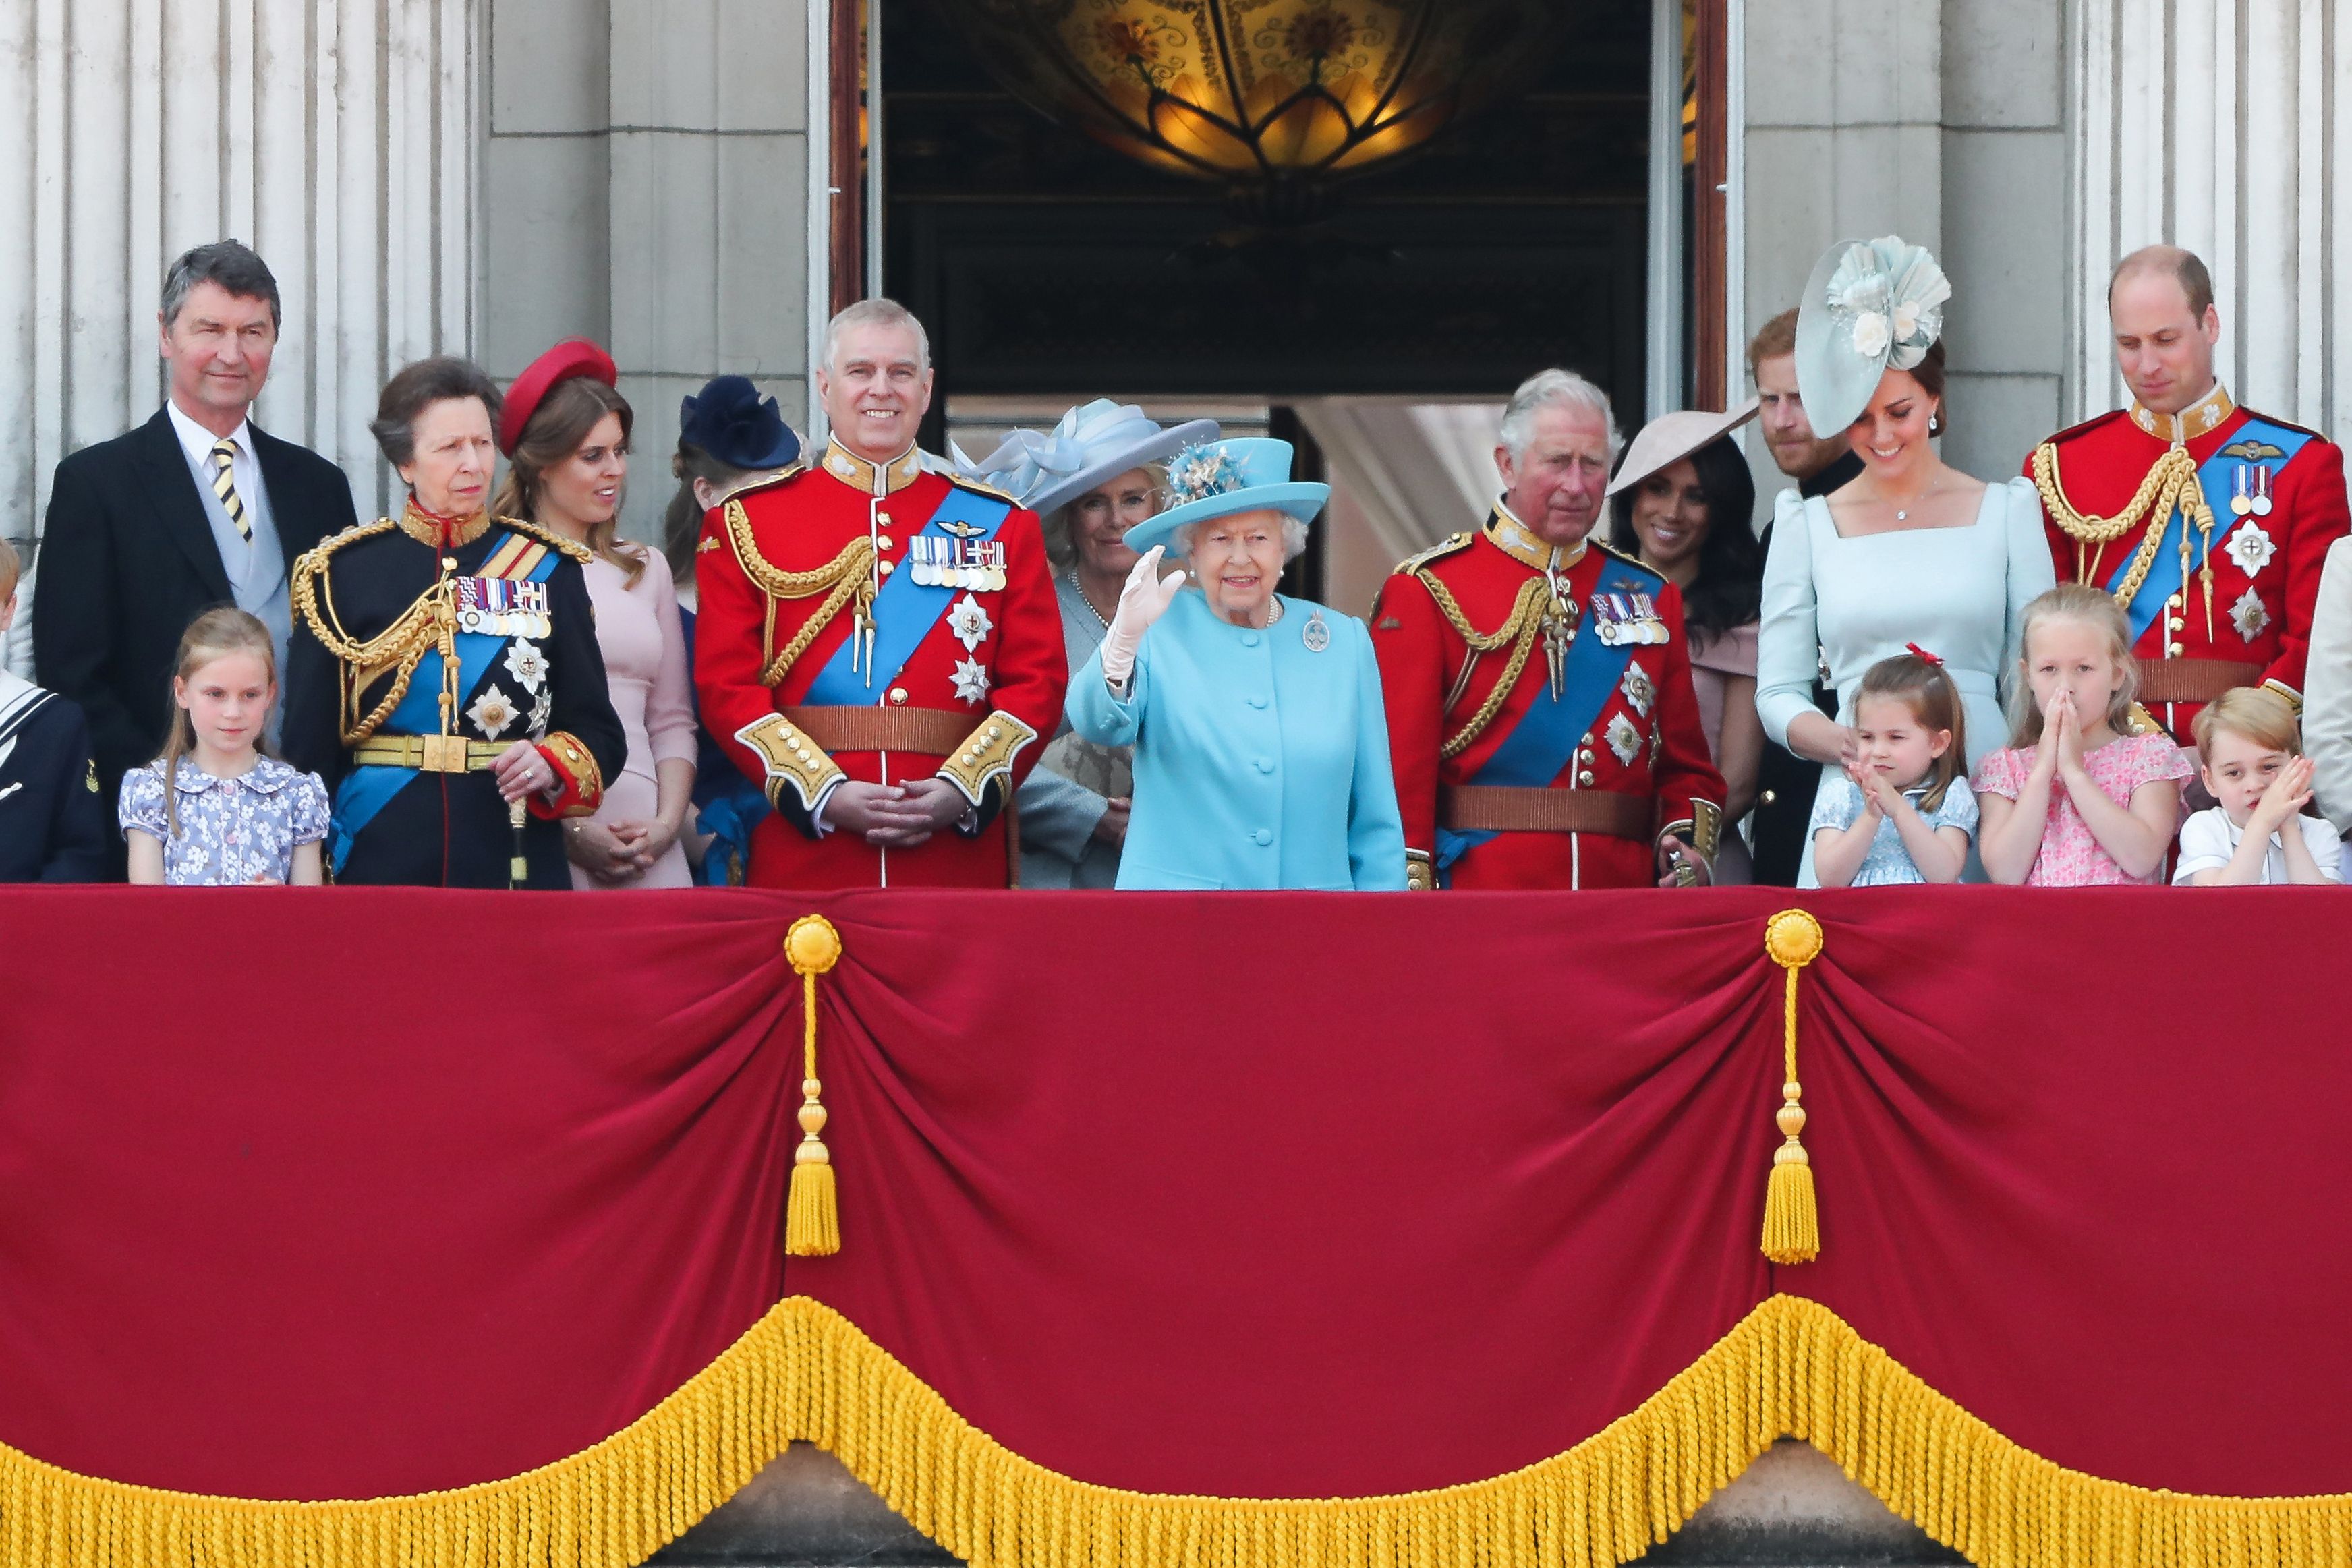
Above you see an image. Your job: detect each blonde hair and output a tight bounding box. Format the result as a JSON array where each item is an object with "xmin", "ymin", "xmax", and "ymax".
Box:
[
  {"xmin": 1855, "ymin": 651, "xmax": 1968, "ymax": 811},
  {"xmin": 2007, "ymin": 584, "xmax": 2140, "ymax": 747},
  {"xmin": 2193, "ymin": 685, "xmax": 2300, "ymax": 757},
  {"xmin": 0, "ymin": 536, "xmax": 19, "ymax": 601},
  {"xmin": 158, "ymin": 607, "xmax": 279, "ymax": 838}
]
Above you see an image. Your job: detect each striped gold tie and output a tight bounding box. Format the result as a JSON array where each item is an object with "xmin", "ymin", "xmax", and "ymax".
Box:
[{"xmin": 210, "ymin": 438, "xmax": 251, "ymax": 542}]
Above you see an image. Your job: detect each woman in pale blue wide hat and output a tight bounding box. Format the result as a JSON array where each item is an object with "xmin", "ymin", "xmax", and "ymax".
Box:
[
  {"xmin": 1065, "ymin": 438, "xmax": 1406, "ymax": 890},
  {"xmin": 957, "ymin": 399, "xmax": 1218, "ymax": 888}
]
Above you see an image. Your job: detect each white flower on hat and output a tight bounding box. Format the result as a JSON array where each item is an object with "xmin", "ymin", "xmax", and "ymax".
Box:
[{"xmin": 1850, "ymin": 312, "xmax": 1891, "ymax": 359}]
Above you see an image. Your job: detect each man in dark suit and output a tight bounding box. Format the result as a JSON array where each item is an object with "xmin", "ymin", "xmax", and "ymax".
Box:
[{"xmin": 33, "ymin": 240, "xmax": 357, "ymax": 871}]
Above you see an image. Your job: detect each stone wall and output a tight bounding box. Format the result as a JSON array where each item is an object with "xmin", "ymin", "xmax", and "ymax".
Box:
[{"xmin": 481, "ymin": 0, "xmax": 820, "ymax": 545}]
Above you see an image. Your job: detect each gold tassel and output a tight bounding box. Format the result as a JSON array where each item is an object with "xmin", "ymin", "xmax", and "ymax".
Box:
[
  {"xmin": 1761, "ymin": 910, "xmax": 1823, "ymax": 1265},
  {"xmin": 784, "ymin": 914, "xmax": 844, "ymax": 1257}
]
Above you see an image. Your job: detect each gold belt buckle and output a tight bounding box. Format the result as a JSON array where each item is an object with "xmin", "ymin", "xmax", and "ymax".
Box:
[{"xmin": 419, "ymin": 733, "xmax": 460, "ymax": 772}]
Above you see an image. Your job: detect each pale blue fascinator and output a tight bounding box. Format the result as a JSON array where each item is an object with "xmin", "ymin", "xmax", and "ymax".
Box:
[
  {"xmin": 952, "ymin": 399, "xmax": 1219, "ymax": 517},
  {"xmin": 1792, "ymin": 236, "xmax": 1953, "ymax": 436}
]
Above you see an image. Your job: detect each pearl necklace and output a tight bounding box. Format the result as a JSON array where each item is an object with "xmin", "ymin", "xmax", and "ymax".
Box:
[{"xmin": 1069, "ymin": 570, "xmax": 1113, "ymax": 631}]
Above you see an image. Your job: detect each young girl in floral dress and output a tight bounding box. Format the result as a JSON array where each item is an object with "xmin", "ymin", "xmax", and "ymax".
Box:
[
  {"xmin": 121, "ymin": 608, "xmax": 329, "ymax": 885},
  {"xmin": 1974, "ymin": 585, "xmax": 2189, "ymax": 885}
]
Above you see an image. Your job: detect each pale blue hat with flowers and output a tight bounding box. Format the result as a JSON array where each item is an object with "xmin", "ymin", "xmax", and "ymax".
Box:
[
  {"xmin": 952, "ymin": 399, "xmax": 1219, "ymax": 517},
  {"xmin": 1794, "ymin": 235, "xmax": 1953, "ymax": 436},
  {"xmin": 1124, "ymin": 438, "xmax": 1330, "ymax": 554}
]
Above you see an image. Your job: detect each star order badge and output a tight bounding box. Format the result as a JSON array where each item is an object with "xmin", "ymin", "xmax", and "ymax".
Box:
[
  {"xmin": 1619, "ymin": 659, "xmax": 1655, "ymax": 718},
  {"xmin": 951, "ymin": 657, "xmax": 992, "ymax": 707},
  {"xmin": 503, "ymin": 638, "xmax": 548, "ymax": 692},
  {"xmin": 2224, "ymin": 521, "xmax": 2276, "ymax": 579},
  {"xmin": 2229, "ymin": 589, "xmax": 2270, "ymax": 642},
  {"xmin": 467, "ymin": 685, "xmax": 521, "ymax": 738},
  {"xmin": 1605, "ymin": 712, "xmax": 1642, "ymax": 766},
  {"xmin": 946, "ymin": 593, "xmax": 994, "ymax": 651},
  {"xmin": 527, "ymin": 686, "xmax": 552, "ymax": 738}
]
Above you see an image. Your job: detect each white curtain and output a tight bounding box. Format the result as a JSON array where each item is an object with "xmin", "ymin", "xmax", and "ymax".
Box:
[{"xmin": 1292, "ymin": 399, "xmax": 1507, "ymax": 561}]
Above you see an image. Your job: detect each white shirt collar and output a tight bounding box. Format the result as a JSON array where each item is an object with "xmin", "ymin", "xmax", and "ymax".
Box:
[{"xmin": 165, "ymin": 399, "xmax": 255, "ymax": 471}]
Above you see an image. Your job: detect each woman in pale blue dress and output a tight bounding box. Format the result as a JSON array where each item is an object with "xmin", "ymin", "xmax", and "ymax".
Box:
[{"xmin": 1756, "ymin": 236, "xmax": 2057, "ymax": 885}]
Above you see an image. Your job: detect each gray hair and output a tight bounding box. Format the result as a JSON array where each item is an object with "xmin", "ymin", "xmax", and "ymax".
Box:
[
  {"xmin": 821, "ymin": 298, "xmax": 931, "ymax": 376},
  {"xmin": 161, "ymin": 240, "xmax": 281, "ymax": 331},
  {"xmin": 1170, "ymin": 511, "xmax": 1311, "ymax": 564},
  {"xmin": 1497, "ymin": 368, "xmax": 1621, "ymax": 465}
]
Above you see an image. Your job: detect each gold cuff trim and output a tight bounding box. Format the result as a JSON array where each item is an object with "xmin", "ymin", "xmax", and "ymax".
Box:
[
  {"xmin": 936, "ymin": 711, "xmax": 1039, "ymax": 807},
  {"xmin": 2264, "ymin": 678, "xmax": 2304, "ymax": 715},
  {"xmin": 736, "ymin": 713, "xmax": 847, "ymax": 814}
]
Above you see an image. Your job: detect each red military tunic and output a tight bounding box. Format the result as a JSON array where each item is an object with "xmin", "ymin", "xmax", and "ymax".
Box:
[
  {"xmin": 2029, "ymin": 383, "xmax": 2351, "ymax": 743},
  {"xmin": 1371, "ymin": 504, "xmax": 1726, "ymax": 890},
  {"xmin": 694, "ymin": 438, "xmax": 1066, "ymax": 888}
]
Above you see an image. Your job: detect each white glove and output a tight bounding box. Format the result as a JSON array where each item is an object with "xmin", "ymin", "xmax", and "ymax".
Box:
[{"xmin": 1099, "ymin": 546, "xmax": 1185, "ymax": 690}]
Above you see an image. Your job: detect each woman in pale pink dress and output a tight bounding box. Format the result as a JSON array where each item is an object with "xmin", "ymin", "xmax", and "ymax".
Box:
[
  {"xmin": 1606, "ymin": 409, "xmax": 1767, "ymax": 883},
  {"xmin": 491, "ymin": 341, "xmax": 697, "ymax": 888}
]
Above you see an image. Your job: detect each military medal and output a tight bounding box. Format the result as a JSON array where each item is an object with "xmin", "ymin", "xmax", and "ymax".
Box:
[
  {"xmin": 1605, "ymin": 712, "xmax": 1642, "ymax": 765},
  {"xmin": 1302, "ymin": 610, "xmax": 1331, "ymax": 653},
  {"xmin": 2229, "ymin": 465, "xmax": 2254, "ymax": 517},
  {"xmin": 2251, "ymin": 465, "xmax": 2274, "ymax": 517},
  {"xmin": 947, "ymin": 593, "xmax": 994, "ymax": 651},
  {"xmin": 1619, "ymin": 660, "xmax": 1654, "ymax": 718},
  {"xmin": 2226, "ymin": 520, "xmax": 2276, "ymax": 579},
  {"xmin": 2230, "ymin": 589, "xmax": 2270, "ymax": 642}
]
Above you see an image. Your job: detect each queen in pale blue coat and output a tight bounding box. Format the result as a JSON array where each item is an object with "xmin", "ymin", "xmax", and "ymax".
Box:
[{"xmin": 1066, "ymin": 438, "xmax": 1406, "ymax": 890}]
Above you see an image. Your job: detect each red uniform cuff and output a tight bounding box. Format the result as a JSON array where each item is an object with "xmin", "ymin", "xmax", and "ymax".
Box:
[{"xmin": 529, "ymin": 732, "xmax": 605, "ymax": 820}]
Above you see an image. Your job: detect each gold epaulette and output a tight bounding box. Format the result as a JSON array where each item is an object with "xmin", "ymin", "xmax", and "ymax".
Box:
[
  {"xmin": 946, "ymin": 472, "xmax": 1020, "ymax": 506},
  {"xmin": 289, "ymin": 517, "xmax": 446, "ymax": 748},
  {"xmin": 1394, "ymin": 532, "xmax": 1473, "ymax": 578},
  {"xmin": 291, "ymin": 515, "xmax": 399, "ymax": 585},
  {"xmin": 1594, "ymin": 537, "xmax": 1667, "ymax": 583},
  {"xmin": 490, "ymin": 515, "xmax": 594, "ymax": 564},
  {"xmin": 718, "ymin": 463, "xmax": 808, "ymax": 506}
]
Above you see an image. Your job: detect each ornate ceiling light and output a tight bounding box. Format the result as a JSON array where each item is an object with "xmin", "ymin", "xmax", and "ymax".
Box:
[{"xmin": 950, "ymin": 1, "xmax": 1563, "ymax": 219}]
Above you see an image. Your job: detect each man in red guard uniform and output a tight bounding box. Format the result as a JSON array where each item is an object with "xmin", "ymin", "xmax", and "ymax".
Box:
[
  {"xmin": 1373, "ymin": 369, "xmax": 1725, "ymax": 890},
  {"xmin": 695, "ymin": 299, "xmax": 1065, "ymax": 888},
  {"xmin": 2029, "ymin": 245, "xmax": 2350, "ymax": 745}
]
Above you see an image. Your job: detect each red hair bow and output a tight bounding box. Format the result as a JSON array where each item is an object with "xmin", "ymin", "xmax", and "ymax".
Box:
[{"xmin": 1905, "ymin": 642, "xmax": 1943, "ymax": 666}]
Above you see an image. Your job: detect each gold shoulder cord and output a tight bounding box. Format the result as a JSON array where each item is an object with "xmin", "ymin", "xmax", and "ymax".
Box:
[
  {"xmin": 722, "ymin": 498, "xmax": 879, "ymax": 686},
  {"xmin": 291, "ymin": 519, "xmax": 457, "ymax": 746},
  {"xmin": 1417, "ymin": 571, "xmax": 1548, "ymax": 759},
  {"xmin": 492, "ymin": 514, "xmax": 595, "ymax": 564},
  {"xmin": 2031, "ymin": 442, "xmax": 2214, "ymax": 613}
]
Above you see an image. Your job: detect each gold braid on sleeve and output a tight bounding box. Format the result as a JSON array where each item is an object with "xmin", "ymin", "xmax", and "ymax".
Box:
[
  {"xmin": 722, "ymin": 499, "xmax": 879, "ymax": 686},
  {"xmin": 290, "ymin": 520, "xmax": 452, "ymax": 747},
  {"xmin": 1421, "ymin": 573, "xmax": 1548, "ymax": 760},
  {"xmin": 2031, "ymin": 442, "xmax": 2214, "ymax": 611}
]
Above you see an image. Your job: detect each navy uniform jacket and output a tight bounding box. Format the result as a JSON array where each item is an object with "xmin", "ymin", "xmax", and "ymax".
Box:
[
  {"xmin": 0, "ymin": 675, "xmax": 109, "ymax": 881},
  {"xmin": 281, "ymin": 509, "xmax": 625, "ymax": 888}
]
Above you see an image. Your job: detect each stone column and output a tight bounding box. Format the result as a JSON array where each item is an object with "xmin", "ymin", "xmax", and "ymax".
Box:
[
  {"xmin": 0, "ymin": 0, "xmax": 478, "ymax": 594},
  {"xmin": 2071, "ymin": 0, "xmax": 2352, "ymax": 434}
]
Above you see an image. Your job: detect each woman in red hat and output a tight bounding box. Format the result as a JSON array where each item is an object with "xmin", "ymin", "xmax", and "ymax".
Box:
[{"xmin": 492, "ymin": 341, "xmax": 699, "ymax": 889}]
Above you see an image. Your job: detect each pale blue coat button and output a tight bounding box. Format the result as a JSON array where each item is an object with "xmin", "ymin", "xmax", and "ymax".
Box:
[
  {"xmin": 1253, "ymin": 828, "xmax": 1273, "ymax": 846},
  {"xmin": 1241, "ymin": 633, "xmax": 1261, "ymax": 648},
  {"xmin": 1254, "ymin": 757, "xmax": 1274, "ymax": 773},
  {"xmin": 1247, "ymin": 695, "xmax": 1269, "ymax": 709}
]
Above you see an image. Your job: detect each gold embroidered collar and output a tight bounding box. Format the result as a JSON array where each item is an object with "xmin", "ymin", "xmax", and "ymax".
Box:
[
  {"xmin": 821, "ymin": 438, "xmax": 924, "ymax": 496},
  {"xmin": 2129, "ymin": 382, "xmax": 2235, "ymax": 444},
  {"xmin": 1483, "ymin": 501, "xmax": 1588, "ymax": 574},
  {"xmin": 397, "ymin": 499, "xmax": 493, "ymax": 549}
]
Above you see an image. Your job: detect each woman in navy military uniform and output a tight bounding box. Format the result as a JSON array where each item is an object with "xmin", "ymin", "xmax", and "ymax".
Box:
[
  {"xmin": 0, "ymin": 539, "xmax": 107, "ymax": 881},
  {"xmin": 281, "ymin": 357, "xmax": 624, "ymax": 887}
]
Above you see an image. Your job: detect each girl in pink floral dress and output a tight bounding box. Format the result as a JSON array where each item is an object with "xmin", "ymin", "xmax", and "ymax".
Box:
[{"xmin": 1976, "ymin": 585, "xmax": 2189, "ymax": 885}]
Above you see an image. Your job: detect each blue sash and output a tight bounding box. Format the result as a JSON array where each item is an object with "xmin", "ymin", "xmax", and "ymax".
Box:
[
  {"xmin": 2105, "ymin": 417, "xmax": 2312, "ymax": 645},
  {"xmin": 800, "ymin": 486, "xmax": 1013, "ymax": 705},
  {"xmin": 1437, "ymin": 554, "xmax": 1653, "ymax": 877},
  {"xmin": 329, "ymin": 535, "xmax": 564, "ymax": 873}
]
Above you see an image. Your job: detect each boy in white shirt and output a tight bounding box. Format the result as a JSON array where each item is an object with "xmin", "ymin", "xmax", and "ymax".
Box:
[{"xmin": 2173, "ymin": 687, "xmax": 2342, "ymax": 885}]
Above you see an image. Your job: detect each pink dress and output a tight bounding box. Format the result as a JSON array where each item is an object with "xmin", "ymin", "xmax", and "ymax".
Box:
[
  {"xmin": 1689, "ymin": 622, "xmax": 1758, "ymax": 885},
  {"xmin": 1972, "ymin": 731, "xmax": 2191, "ymax": 885},
  {"xmin": 572, "ymin": 548, "xmax": 699, "ymax": 890}
]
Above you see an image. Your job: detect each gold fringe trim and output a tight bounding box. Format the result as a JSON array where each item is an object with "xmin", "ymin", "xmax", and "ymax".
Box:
[{"xmin": 4, "ymin": 1295, "xmax": 2349, "ymax": 1568}]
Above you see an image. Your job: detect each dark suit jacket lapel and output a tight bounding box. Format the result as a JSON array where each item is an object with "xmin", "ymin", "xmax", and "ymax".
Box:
[
  {"xmin": 135, "ymin": 410, "xmax": 235, "ymax": 601},
  {"xmin": 251, "ymin": 424, "xmax": 331, "ymax": 557}
]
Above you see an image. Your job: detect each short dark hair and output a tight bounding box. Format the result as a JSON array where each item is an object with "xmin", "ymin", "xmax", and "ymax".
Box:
[
  {"xmin": 370, "ymin": 357, "xmax": 504, "ymax": 468},
  {"xmin": 2109, "ymin": 244, "xmax": 2216, "ymax": 318},
  {"xmin": 161, "ymin": 241, "xmax": 281, "ymax": 331}
]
